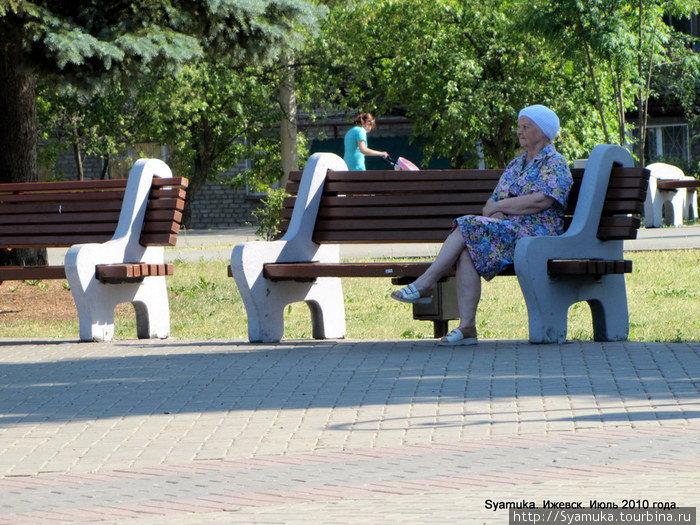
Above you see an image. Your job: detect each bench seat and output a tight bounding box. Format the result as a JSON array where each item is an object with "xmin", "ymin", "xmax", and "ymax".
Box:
[{"xmin": 261, "ymin": 259, "xmax": 632, "ymax": 281}]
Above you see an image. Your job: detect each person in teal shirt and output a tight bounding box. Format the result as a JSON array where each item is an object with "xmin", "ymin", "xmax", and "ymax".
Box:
[{"xmin": 343, "ymin": 113, "xmax": 389, "ymax": 170}]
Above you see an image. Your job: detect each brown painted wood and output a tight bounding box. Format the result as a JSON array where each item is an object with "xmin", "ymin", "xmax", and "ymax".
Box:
[
  {"xmin": 276, "ymin": 166, "xmax": 649, "ymax": 245},
  {"xmin": 0, "ymin": 177, "xmax": 188, "ymax": 249},
  {"xmin": 0, "ymin": 180, "xmax": 129, "ymax": 193},
  {"xmin": 548, "ymin": 259, "xmax": 632, "ymax": 275},
  {"xmin": 151, "ymin": 177, "xmax": 189, "ymax": 188},
  {"xmin": 312, "ymin": 230, "xmax": 450, "ymax": 243},
  {"xmin": 326, "ymin": 169, "xmax": 504, "ymax": 181},
  {"xmin": 656, "ymin": 179, "xmax": 700, "ymax": 190},
  {"xmin": 264, "ymin": 262, "xmax": 435, "ymax": 279},
  {"xmin": 0, "ymin": 191, "xmax": 128, "ymax": 204},
  {"xmin": 0, "ymin": 265, "xmax": 67, "ymax": 281},
  {"xmin": 263, "ymin": 258, "xmax": 632, "ymax": 281},
  {"xmin": 95, "ymin": 263, "xmax": 174, "ymax": 282}
]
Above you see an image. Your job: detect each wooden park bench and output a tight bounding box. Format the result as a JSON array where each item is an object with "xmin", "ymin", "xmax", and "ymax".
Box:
[
  {"xmin": 231, "ymin": 144, "xmax": 648, "ymax": 343},
  {"xmin": 0, "ymin": 159, "xmax": 188, "ymax": 341}
]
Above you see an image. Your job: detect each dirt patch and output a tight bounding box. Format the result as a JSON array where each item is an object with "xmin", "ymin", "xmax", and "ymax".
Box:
[{"xmin": 0, "ymin": 281, "xmax": 133, "ymax": 322}]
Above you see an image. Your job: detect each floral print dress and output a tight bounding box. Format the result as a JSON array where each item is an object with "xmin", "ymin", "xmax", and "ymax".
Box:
[{"xmin": 454, "ymin": 144, "xmax": 573, "ymax": 281}]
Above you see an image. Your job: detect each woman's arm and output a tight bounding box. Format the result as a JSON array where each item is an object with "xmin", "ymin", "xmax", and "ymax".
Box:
[
  {"xmin": 357, "ymin": 140, "xmax": 388, "ymax": 158},
  {"xmin": 482, "ymin": 192, "xmax": 555, "ymax": 218}
]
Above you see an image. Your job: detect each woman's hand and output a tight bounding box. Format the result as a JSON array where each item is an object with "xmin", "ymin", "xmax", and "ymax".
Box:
[
  {"xmin": 482, "ymin": 199, "xmax": 502, "ymax": 218},
  {"xmin": 484, "ymin": 193, "xmax": 554, "ymax": 217}
]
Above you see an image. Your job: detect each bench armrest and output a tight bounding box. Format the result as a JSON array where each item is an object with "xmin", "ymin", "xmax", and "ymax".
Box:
[{"xmin": 280, "ymin": 152, "xmax": 348, "ymax": 246}]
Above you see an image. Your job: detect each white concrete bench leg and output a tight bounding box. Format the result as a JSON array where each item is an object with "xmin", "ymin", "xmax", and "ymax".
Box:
[
  {"xmin": 684, "ymin": 187, "xmax": 698, "ymax": 220},
  {"xmin": 231, "ymin": 241, "xmax": 346, "ymax": 343},
  {"xmin": 70, "ymin": 277, "xmax": 170, "ymax": 342},
  {"xmin": 132, "ymin": 277, "xmax": 170, "ymax": 339},
  {"xmin": 587, "ymin": 276, "xmax": 629, "ymax": 341},
  {"xmin": 516, "ymin": 260, "xmax": 629, "ymax": 343},
  {"xmin": 662, "ymin": 188, "xmax": 686, "ymax": 226},
  {"xmin": 66, "ymin": 244, "xmax": 171, "ymax": 342}
]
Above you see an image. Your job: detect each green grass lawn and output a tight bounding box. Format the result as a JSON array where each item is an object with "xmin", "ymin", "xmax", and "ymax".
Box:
[{"xmin": 0, "ymin": 250, "xmax": 698, "ymax": 342}]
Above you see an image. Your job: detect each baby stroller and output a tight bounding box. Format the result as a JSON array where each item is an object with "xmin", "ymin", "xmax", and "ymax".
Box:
[{"xmin": 384, "ymin": 156, "xmax": 419, "ymax": 171}]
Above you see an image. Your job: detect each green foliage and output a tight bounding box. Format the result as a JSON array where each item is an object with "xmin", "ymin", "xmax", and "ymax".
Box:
[
  {"xmin": 36, "ymin": 80, "xmax": 137, "ymax": 177},
  {"xmin": 522, "ymin": 0, "xmax": 700, "ymax": 161},
  {"xmin": 298, "ymin": 0, "xmax": 700, "ymax": 168},
  {"xmin": 299, "ymin": 0, "xmax": 610, "ymax": 167},
  {"xmin": 137, "ymin": 62, "xmax": 281, "ymax": 183},
  {"xmin": 1, "ymin": 1, "xmax": 325, "ymax": 85},
  {"xmin": 251, "ymin": 187, "xmax": 289, "ymax": 241}
]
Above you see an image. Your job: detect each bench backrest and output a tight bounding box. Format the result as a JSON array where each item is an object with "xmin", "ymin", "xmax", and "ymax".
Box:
[
  {"xmin": 0, "ymin": 177, "xmax": 188, "ymax": 248},
  {"xmin": 278, "ymin": 166, "xmax": 648, "ymax": 243}
]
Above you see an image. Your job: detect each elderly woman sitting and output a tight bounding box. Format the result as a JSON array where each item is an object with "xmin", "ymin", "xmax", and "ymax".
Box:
[{"xmin": 391, "ymin": 104, "xmax": 573, "ymax": 345}]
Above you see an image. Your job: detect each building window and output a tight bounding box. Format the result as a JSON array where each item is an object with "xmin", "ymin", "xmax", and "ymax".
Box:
[{"xmin": 645, "ymin": 124, "xmax": 690, "ymax": 163}]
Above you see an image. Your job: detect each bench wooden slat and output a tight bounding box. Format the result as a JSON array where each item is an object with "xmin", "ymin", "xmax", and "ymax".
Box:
[
  {"xmin": 323, "ymin": 180, "xmax": 502, "ymax": 193},
  {"xmin": 0, "ymin": 191, "xmax": 128, "ymax": 204},
  {"xmin": 0, "ymin": 234, "xmax": 117, "ymax": 247},
  {"xmin": 314, "ymin": 218, "xmax": 454, "ymax": 231},
  {"xmin": 140, "ymin": 233, "xmax": 178, "ymax": 246},
  {"xmin": 0, "ymin": 223, "xmax": 131, "ymax": 235},
  {"xmin": 0, "ymin": 211, "xmax": 121, "ymax": 224},
  {"xmin": 0, "ymin": 180, "xmax": 129, "ymax": 193},
  {"xmin": 95, "ymin": 263, "xmax": 174, "ymax": 283},
  {"xmin": 312, "ymin": 230, "xmax": 450, "ymax": 243},
  {"xmin": 317, "ymin": 204, "xmax": 484, "ymax": 219},
  {"xmin": 326, "ymin": 169, "xmax": 504, "ymax": 181},
  {"xmin": 0, "ymin": 177, "xmax": 187, "ymax": 194},
  {"xmin": 548, "ymin": 259, "xmax": 632, "ymax": 276},
  {"xmin": 599, "ymin": 216, "xmax": 641, "ymax": 228},
  {"xmin": 603, "ymin": 201, "xmax": 644, "ymax": 214},
  {"xmin": 149, "ymin": 188, "xmax": 187, "ymax": 199},
  {"xmin": 0, "ymin": 201, "xmax": 124, "ymax": 214},
  {"xmin": 320, "ymin": 193, "xmax": 493, "ymax": 207},
  {"xmin": 151, "ymin": 177, "xmax": 189, "ymax": 188},
  {"xmin": 147, "ymin": 198, "xmax": 186, "ymax": 211},
  {"xmin": 0, "ymin": 265, "xmax": 67, "ymax": 281},
  {"xmin": 656, "ymin": 179, "xmax": 700, "ymax": 190},
  {"xmin": 141, "ymin": 220, "xmax": 181, "ymax": 234},
  {"xmin": 0, "ymin": 263, "xmax": 176, "ymax": 283},
  {"xmin": 596, "ymin": 226, "xmax": 640, "ymax": 240},
  {"xmin": 264, "ymin": 262, "xmax": 434, "ymax": 280},
  {"xmin": 263, "ymin": 257, "xmax": 634, "ymax": 281}
]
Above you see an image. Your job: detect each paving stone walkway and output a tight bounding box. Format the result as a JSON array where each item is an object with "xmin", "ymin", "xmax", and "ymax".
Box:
[{"xmin": 0, "ymin": 338, "xmax": 697, "ymax": 523}]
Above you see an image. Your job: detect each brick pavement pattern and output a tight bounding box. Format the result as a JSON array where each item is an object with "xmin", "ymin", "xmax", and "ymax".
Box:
[{"xmin": 0, "ymin": 338, "xmax": 697, "ymax": 524}]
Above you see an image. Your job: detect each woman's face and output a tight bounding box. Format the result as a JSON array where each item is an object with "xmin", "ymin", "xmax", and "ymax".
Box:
[
  {"xmin": 363, "ymin": 119, "xmax": 376, "ymax": 132},
  {"xmin": 517, "ymin": 116, "xmax": 547, "ymax": 150}
]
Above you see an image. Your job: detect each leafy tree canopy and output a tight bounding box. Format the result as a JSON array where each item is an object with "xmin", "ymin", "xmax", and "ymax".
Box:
[{"xmin": 1, "ymin": 0, "xmax": 322, "ymax": 84}]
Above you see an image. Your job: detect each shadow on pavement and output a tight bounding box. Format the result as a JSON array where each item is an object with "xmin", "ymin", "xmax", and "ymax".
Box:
[{"xmin": 0, "ymin": 340, "xmax": 697, "ymax": 426}]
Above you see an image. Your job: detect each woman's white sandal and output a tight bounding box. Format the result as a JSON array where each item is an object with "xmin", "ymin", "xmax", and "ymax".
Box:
[
  {"xmin": 438, "ymin": 327, "xmax": 478, "ymax": 346},
  {"xmin": 390, "ymin": 283, "xmax": 432, "ymax": 304}
]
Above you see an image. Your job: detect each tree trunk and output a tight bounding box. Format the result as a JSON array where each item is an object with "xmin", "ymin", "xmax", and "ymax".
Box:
[
  {"xmin": 0, "ymin": 41, "xmax": 47, "ymax": 266},
  {"xmin": 583, "ymin": 42, "xmax": 611, "ymax": 144},
  {"xmin": 73, "ymin": 141, "xmax": 84, "ymax": 181},
  {"xmin": 637, "ymin": 0, "xmax": 646, "ymax": 165},
  {"xmin": 100, "ymin": 154, "xmax": 110, "ymax": 179},
  {"xmin": 278, "ymin": 50, "xmax": 298, "ymax": 190},
  {"xmin": 181, "ymin": 117, "xmax": 215, "ymax": 228}
]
